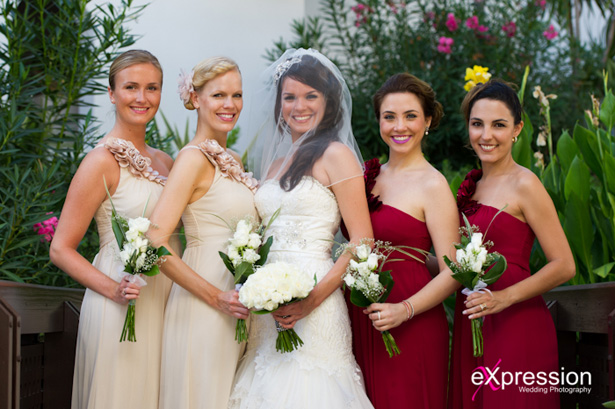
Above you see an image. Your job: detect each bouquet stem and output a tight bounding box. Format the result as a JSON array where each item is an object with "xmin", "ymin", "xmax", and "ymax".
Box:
[
  {"xmin": 235, "ymin": 318, "xmax": 248, "ymax": 343},
  {"xmin": 120, "ymin": 299, "xmax": 136, "ymax": 342},
  {"xmin": 472, "ymin": 318, "xmax": 483, "ymax": 357},
  {"xmin": 382, "ymin": 330, "xmax": 400, "ymax": 357},
  {"xmin": 275, "ymin": 321, "xmax": 304, "ymax": 353}
]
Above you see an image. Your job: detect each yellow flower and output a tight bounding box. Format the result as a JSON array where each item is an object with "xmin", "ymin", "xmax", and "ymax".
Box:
[{"xmin": 464, "ymin": 65, "xmax": 491, "ymax": 91}]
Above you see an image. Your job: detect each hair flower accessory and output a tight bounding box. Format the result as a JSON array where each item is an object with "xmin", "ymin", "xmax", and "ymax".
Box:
[
  {"xmin": 178, "ymin": 69, "xmax": 194, "ymax": 103},
  {"xmin": 273, "ymin": 56, "xmax": 302, "ymax": 85}
]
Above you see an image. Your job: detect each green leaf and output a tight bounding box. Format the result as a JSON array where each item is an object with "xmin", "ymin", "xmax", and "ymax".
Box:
[
  {"xmin": 512, "ymin": 113, "xmax": 534, "ymax": 170},
  {"xmin": 234, "ymin": 262, "xmax": 253, "ymax": 284},
  {"xmin": 218, "ymin": 251, "xmax": 235, "ymax": 273},
  {"xmin": 564, "ymin": 156, "xmax": 591, "ymax": 203},
  {"xmin": 256, "ymin": 236, "xmax": 274, "ymax": 266},
  {"xmin": 555, "ymin": 130, "xmax": 576, "ymax": 173},
  {"xmin": 482, "ymin": 256, "xmax": 507, "ymax": 284},
  {"xmin": 599, "ymin": 90, "xmax": 615, "ymax": 130},
  {"xmin": 142, "ymin": 265, "xmax": 159, "ymax": 277},
  {"xmin": 602, "ymin": 400, "xmax": 615, "ymax": 408},
  {"xmin": 594, "ymin": 262, "xmax": 615, "ymax": 279},
  {"xmin": 603, "ymin": 155, "xmax": 615, "ymax": 194},
  {"xmin": 110, "ymin": 216, "xmax": 125, "ymax": 249},
  {"xmin": 349, "ymin": 286, "xmax": 372, "ymax": 308},
  {"xmin": 451, "ymin": 271, "xmax": 477, "ymax": 290},
  {"xmin": 157, "ymin": 245, "xmax": 171, "ymax": 257},
  {"xmin": 564, "ymin": 193, "xmax": 594, "ymax": 274},
  {"xmin": 377, "ymin": 270, "xmax": 395, "ymax": 303},
  {"xmin": 573, "ymin": 124, "xmax": 603, "ymax": 178}
]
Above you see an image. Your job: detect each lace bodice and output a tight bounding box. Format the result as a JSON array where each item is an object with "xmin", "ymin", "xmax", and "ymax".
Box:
[{"xmin": 255, "ymin": 177, "xmax": 340, "ymax": 269}]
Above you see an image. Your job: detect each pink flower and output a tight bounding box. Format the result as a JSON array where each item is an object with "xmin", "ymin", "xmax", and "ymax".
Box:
[
  {"xmin": 535, "ymin": 0, "xmax": 546, "ymax": 10},
  {"xmin": 445, "ymin": 13, "xmax": 459, "ymax": 32},
  {"xmin": 502, "ymin": 21, "xmax": 517, "ymax": 37},
  {"xmin": 466, "ymin": 15, "xmax": 479, "ymax": 30},
  {"xmin": 477, "ymin": 25, "xmax": 489, "ymax": 33},
  {"xmin": 543, "ymin": 25, "xmax": 558, "ymax": 40},
  {"xmin": 437, "ymin": 37, "xmax": 454, "ymax": 54},
  {"xmin": 424, "ymin": 11, "xmax": 435, "ymax": 22},
  {"xmin": 352, "ymin": 3, "xmax": 374, "ymax": 27},
  {"xmin": 33, "ymin": 214, "xmax": 58, "ymax": 242}
]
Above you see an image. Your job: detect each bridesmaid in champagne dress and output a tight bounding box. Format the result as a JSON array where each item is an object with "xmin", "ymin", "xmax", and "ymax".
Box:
[
  {"xmin": 348, "ymin": 73, "xmax": 460, "ymax": 409},
  {"xmin": 146, "ymin": 57, "xmax": 257, "ymax": 409},
  {"xmin": 448, "ymin": 79, "xmax": 575, "ymax": 408},
  {"xmin": 50, "ymin": 50, "xmax": 179, "ymax": 409}
]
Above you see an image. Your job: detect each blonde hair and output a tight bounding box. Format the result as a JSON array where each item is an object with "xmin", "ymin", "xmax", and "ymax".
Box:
[
  {"xmin": 184, "ymin": 56, "xmax": 240, "ymax": 110},
  {"xmin": 109, "ymin": 50, "xmax": 162, "ymax": 90}
]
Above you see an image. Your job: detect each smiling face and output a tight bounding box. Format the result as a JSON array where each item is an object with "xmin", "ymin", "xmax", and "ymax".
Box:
[
  {"xmin": 108, "ymin": 63, "xmax": 162, "ymax": 128},
  {"xmin": 468, "ymin": 98, "xmax": 523, "ymax": 164},
  {"xmin": 378, "ymin": 92, "xmax": 431, "ymax": 156},
  {"xmin": 280, "ymin": 77, "xmax": 326, "ymax": 141},
  {"xmin": 192, "ymin": 69, "xmax": 243, "ymax": 137}
]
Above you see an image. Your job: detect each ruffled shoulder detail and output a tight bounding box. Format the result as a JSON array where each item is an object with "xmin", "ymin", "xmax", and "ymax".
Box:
[
  {"xmin": 457, "ymin": 169, "xmax": 482, "ymax": 216},
  {"xmin": 196, "ymin": 139, "xmax": 259, "ymax": 193},
  {"xmin": 104, "ymin": 138, "xmax": 166, "ymax": 185},
  {"xmin": 364, "ymin": 158, "xmax": 383, "ymax": 212}
]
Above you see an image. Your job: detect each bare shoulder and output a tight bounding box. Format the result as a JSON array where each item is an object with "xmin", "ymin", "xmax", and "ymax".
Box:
[
  {"xmin": 148, "ymin": 146, "xmax": 174, "ymax": 169},
  {"xmin": 323, "ymin": 141, "xmax": 356, "ymax": 159},
  {"xmin": 81, "ymin": 144, "xmax": 119, "ymax": 170},
  {"xmin": 514, "ymin": 165, "xmax": 545, "ymax": 195}
]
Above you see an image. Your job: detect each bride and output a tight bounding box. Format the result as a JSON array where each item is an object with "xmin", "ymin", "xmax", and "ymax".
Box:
[{"xmin": 228, "ymin": 49, "xmax": 374, "ymax": 408}]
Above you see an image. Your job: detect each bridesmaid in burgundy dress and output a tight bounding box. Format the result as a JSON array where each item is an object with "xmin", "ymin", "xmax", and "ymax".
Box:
[
  {"xmin": 448, "ymin": 79, "xmax": 575, "ymax": 408},
  {"xmin": 348, "ymin": 73, "xmax": 461, "ymax": 408}
]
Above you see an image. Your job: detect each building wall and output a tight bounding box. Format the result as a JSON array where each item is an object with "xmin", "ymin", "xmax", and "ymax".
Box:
[{"xmin": 91, "ymin": 0, "xmax": 318, "ymax": 153}]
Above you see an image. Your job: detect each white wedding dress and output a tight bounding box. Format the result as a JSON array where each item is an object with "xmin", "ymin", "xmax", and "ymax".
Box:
[{"xmin": 229, "ymin": 176, "xmax": 374, "ymax": 409}]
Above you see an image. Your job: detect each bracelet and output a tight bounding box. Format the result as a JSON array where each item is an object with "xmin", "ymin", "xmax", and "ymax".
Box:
[{"xmin": 402, "ymin": 300, "xmax": 415, "ymax": 321}]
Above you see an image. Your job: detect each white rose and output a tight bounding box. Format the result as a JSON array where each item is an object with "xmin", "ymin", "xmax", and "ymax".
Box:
[
  {"xmin": 456, "ymin": 248, "xmax": 467, "ymax": 264},
  {"xmin": 476, "ymin": 247, "xmax": 488, "ymax": 266},
  {"xmin": 356, "ymin": 244, "xmax": 371, "ymax": 261},
  {"xmin": 349, "ymin": 259, "xmax": 359, "ymax": 271},
  {"xmin": 243, "ymin": 248, "xmax": 261, "ymax": 264},
  {"xmin": 366, "ymin": 253, "xmax": 379, "ymax": 270},
  {"xmin": 129, "ymin": 217, "xmax": 151, "ymax": 233},
  {"xmin": 125, "ymin": 227, "xmax": 140, "ymax": 242},
  {"xmin": 231, "ymin": 231, "xmax": 250, "ymax": 248},
  {"xmin": 470, "ymin": 232, "xmax": 483, "ymax": 248},
  {"xmin": 343, "ymin": 274, "xmax": 356, "ymax": 287},
  {"xmin": 134, "ymin": 236, "xmax": 149, "ymax": 253},
  {"xmin": 471, "ymin": 259, "xmax": 483, "ymax": 274},
  {"xmin": 356, "ymin": 261, "xmax": 371, "ymax": 277},
  {"xmin": 119, "ymin": 245, "xmax": 133, "ymax": 265},
  {"xmin": 247, "ymin": 233, "xmax": 261, "ymax": 249},
  {"xmin": 135, "ymin": 252, "xmax": 146, "ymax": 271}
]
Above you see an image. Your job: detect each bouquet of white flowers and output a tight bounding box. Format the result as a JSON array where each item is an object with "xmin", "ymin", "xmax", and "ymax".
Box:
[
  {"xmin": 105, "ymin": 179, "xmax": 171, "ymax": 342},
  {"xmin": 340, "ymin": 239, "xmax": 427, "ymax": 358},
  {"xmin": 238, "ymin": 261, "xmax": 315, "ymax": 353},
  {"xmin": 443, "ymin": 212, "xmax": 507, "ymax": 357},
  {"xmin": 219, "ymin": 210, "xmax": 279, "ymax": 343}
]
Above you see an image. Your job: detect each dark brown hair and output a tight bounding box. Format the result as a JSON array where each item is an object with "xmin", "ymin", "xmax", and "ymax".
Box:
[
  {"xmin": 461, "ymin": 78, "xmax": 522, "ymax": 125},
  {"xmin": 373, "ymin": 73, "xmax": 443, "ymax": 129},
  {"xmin": 274, "ymin": 54, "xmax": 344, "ymax": 191}
]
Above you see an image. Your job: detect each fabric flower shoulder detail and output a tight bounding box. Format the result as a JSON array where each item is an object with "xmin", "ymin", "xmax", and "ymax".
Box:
[
  {"xmin": 456, "ymin": 169, "xmax": 482, "ymax": 216},
  {"xmin": 364, "ymin": 158, "xmax": 383, "ymax": 212},
  {"xmin": 104, "ymin": 138, "xmax": 166, "ymax": 186},
  {"xmin": 197, "ymin": 139, "xmax": 258, "ymax": 193}
]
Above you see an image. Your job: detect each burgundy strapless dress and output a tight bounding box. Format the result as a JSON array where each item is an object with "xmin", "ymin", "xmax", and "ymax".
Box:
[
  {"xmin": 448, "ymin": 169, "xmax": 559, "ymax": 409},
  {"xmin": 346, "ymin": 159, "xmax": 449, "ymax": 409}
]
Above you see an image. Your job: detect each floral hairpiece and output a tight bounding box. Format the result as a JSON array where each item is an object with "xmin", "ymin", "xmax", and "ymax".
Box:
[
  {"xmin": 273, "ymin": 56, "xmax": 302, "ymax": 85},
  {"xmin": 178, "ymin": 69, "xmax": 194, "ymax": 104}
]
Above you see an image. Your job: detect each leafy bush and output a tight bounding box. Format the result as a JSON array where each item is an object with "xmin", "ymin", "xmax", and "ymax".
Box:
[
  {"xmin": 513, "ymin": 72, "xmax": 615, "ymax": 284},
  {"xmin": 0, "ymin": 0, "xmax": 144, "ymax": 286},
  {"xmin": 267, "ymin": 0, "xmax": 601, "ymax": 169}
]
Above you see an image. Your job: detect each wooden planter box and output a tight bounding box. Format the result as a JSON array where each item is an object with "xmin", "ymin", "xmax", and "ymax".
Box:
[
  {"xmin": 0, "ymin": 281, "xmax": 84, "ymax": 409},
  {"xmin": 544, "ymin": 282, "xmax": 615, "ymax": 408}
]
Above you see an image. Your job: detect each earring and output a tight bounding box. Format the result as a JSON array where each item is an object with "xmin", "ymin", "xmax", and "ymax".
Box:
[
  {"xmin": 425, "ymin": 126, "xmax": 430, "ymax": 136},
  {"xmin": 512, "ymin": 136, "xmax": 518, "ymax": 143}
]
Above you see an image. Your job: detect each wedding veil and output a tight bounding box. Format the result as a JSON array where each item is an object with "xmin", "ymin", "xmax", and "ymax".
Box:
[{"xmin": 246, "ymin": 48, "xmax": 363, "ymax": 190}]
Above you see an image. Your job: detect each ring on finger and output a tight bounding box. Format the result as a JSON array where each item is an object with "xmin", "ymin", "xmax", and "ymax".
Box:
[
  {"xmin": 480, "ymin": 303, "xmax": 487, "ymax": 312},
  {"xmin": 122, "ymin": 289, "xmax": 126, "ymax": 296},
  {"xmin": 282, "ymin": 315, "xmax": 291, "ymax": 319},
  {"xmin": 377, "ymin": 311, "xmax": 381, "ymax": 320}
]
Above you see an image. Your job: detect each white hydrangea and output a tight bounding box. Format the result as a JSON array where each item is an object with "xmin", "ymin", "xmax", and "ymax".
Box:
[{"xmin": 239, "ymin": 261, "xmax": 314, "ymax": 311}]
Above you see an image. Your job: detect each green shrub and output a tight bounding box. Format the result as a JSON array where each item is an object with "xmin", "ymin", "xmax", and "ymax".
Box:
[{"xmin": 0, "ymin": 0, "xmax": 144, "ymax": 286}]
